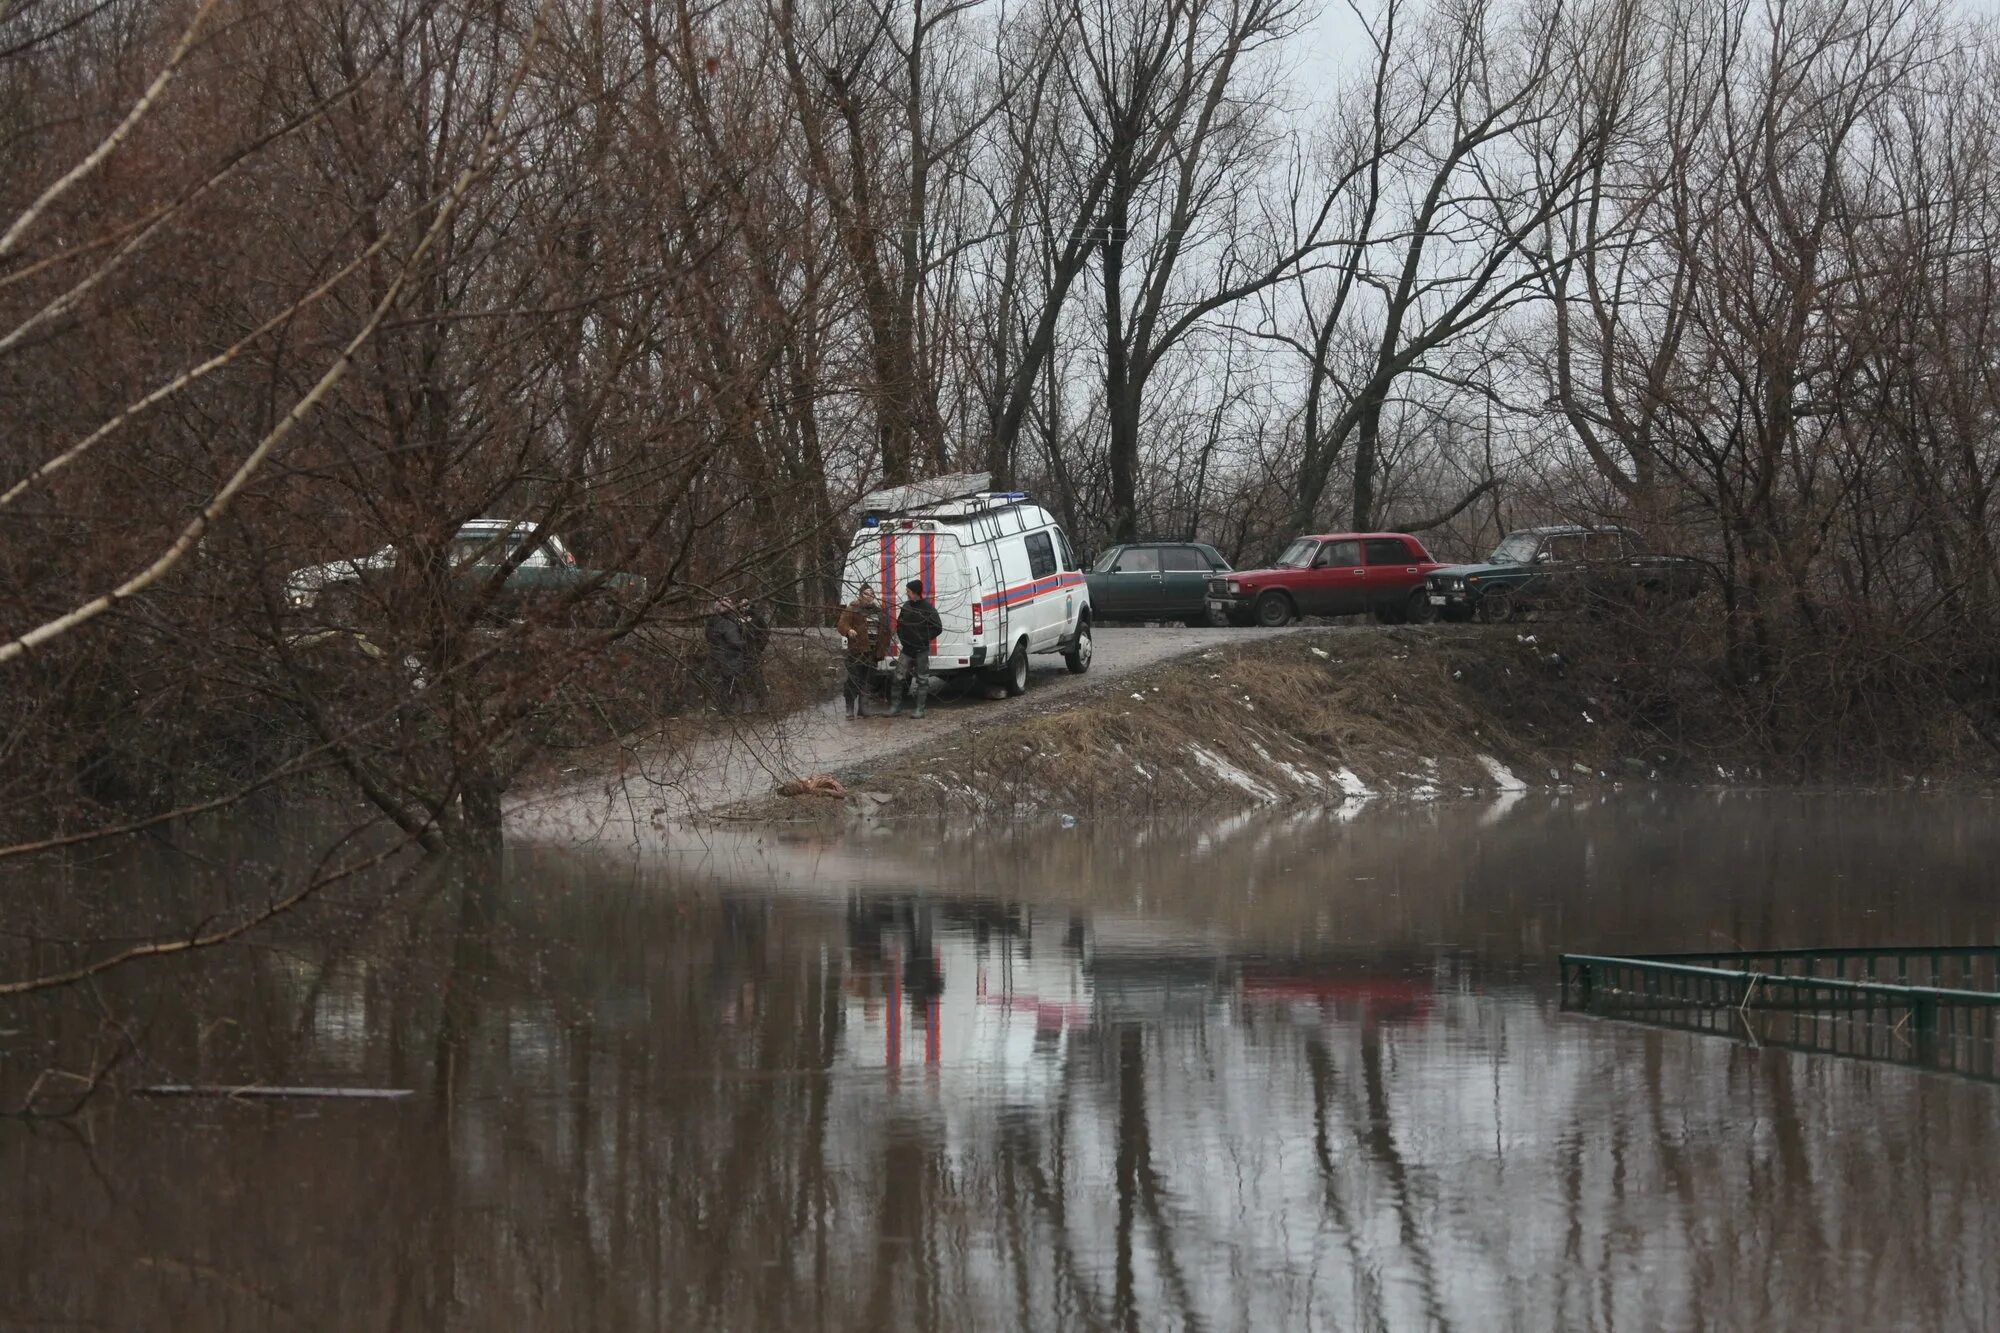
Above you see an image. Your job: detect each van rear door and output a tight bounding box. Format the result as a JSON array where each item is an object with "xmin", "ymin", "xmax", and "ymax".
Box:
[{"xmin": 851, "ymin": 525, "xmax": 972, "ymax": 667}]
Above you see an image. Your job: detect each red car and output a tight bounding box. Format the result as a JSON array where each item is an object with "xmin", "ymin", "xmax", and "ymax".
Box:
[{"xmin": 1204, "ymin": 532, "xmax": 1442, "ymax": 626}]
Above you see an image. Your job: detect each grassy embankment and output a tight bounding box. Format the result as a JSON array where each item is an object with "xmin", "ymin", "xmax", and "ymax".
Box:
[{"xmin": 754, "ymin": 623, "xmax": 1999, "ymax": 819}]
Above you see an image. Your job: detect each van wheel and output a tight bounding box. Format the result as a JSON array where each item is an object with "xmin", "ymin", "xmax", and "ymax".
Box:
[
  {"xmin": 1254, "ymin": 592, "xmax": 1294, "ymax": 627},
  {"xmin": 1064, "ymin": 621, "xmax": 1093, "ymax": 674},
  {"xmin": 1005, "ymin": 641, "xmax": 1030, "ymax": 696}
]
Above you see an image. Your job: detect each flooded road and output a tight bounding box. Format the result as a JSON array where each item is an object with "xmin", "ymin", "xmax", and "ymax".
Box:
[{"xmin": 4, "ymin": 792, "xmax": 1998, "ymax": 1330}]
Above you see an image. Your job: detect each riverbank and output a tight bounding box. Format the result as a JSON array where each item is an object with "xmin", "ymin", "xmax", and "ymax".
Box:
[
  {"xmin": 508, "ymin": 626, "xmax": 1307, "ymax": 840},
  {"xmin": 737, "ymin": 622, "xmax": 1999, "ymax": 821}
]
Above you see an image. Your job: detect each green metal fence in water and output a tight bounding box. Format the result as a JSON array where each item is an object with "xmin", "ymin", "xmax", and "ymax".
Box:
[{"xmin": 1559, "ymin": 948, "xmax": 2000, "ymax": 1081}]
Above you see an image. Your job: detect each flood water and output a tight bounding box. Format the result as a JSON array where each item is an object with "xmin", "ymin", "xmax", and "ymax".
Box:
[{"xmin": 3, "ymin": 791, "xmax": 1998, "ymax": 1330}]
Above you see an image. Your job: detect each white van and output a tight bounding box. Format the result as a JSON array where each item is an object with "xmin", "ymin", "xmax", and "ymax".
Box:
[{"xmin": 840, "ymin": 486, "xmax": 1093, "ymax": 696}]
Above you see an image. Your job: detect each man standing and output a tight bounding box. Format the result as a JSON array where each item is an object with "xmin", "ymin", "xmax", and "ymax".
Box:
[
  {"xmin": 741, "ymin": 598, "xmax": 772, "ymax": 710},
  {"xmin": 703, "ymin": 597, "xmax": 749, "ymax": 713},
  {"xmin": 891, "ymin": 578, "xmax": 943, "ymax": 719},
  {"xmin": 835, "ymin": 583, "xmax": 885, "ymax": 719}
]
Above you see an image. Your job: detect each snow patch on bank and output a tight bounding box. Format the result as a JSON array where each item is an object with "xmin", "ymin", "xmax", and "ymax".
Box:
[
  {"xmin": 1402, "ymin": 757, "xmax": 1442, "ymax": 800},
  {"xmin": 1251, "ymin": 740, "xmax": 1327, "ymax": 792},
  {"xmin": 1477, "ymin": 755, "xmax": 1528, "ymax": 791},
  {"xmin": 1276, "ymin": 761, "xmax": 1326, "ymax": 791},
  {"xmin": 1333, "ymin": 767, "xmax": 1373, "ymax": 798},
  {"xmin": 1187, "ymin": 744, "xmax": 1282, "ymax": 802}
]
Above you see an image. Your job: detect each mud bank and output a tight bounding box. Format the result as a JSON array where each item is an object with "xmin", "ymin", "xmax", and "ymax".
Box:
[{"xmin": 741, "ymin": 624, "xmax": 1996, "ymax": 821}]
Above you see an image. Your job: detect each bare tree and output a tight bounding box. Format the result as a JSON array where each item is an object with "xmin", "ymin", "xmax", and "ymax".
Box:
[
  {"xmin": 774, "ymin": 0, "xmax": 1003, "ymax": 485},
  {"xmin": 1070, "ymin": 0, "xmax": 1319, "ymax": 541},
  {"xmin": 1268, "ymin": 0, "xmax": 1615, "ymax": 534}
]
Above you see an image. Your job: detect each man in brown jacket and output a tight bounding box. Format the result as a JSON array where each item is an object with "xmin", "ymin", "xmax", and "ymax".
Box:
[{"xmin": 835, "ymin": 583, "xmax": 886, "ymax": 719}]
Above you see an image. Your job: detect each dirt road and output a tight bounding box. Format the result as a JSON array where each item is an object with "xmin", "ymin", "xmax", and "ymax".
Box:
[{"xmin": 509, "ymin": 625, "xmax": 1303, "ymax": 844}]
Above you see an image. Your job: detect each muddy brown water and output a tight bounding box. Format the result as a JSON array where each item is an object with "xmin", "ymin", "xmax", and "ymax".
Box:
[{"xmin": 3, "ymin": 791, "xmax": 1997, "ymax": 1330}]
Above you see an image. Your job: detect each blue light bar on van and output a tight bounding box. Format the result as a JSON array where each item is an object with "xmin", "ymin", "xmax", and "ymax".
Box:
[{"xmin": 863, "ymin": 516, "xmax": 879, "ymax": 526}]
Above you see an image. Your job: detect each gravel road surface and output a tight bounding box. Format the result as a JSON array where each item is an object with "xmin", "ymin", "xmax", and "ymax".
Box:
[{"xmin": 510, "ymin": 625, "xmax": 1304, "ymax": 844}]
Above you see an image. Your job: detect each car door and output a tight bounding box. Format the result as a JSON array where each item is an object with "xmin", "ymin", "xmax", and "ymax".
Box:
[
  {"xmin": 1310, "ymin": 539, "xmax": 1365, "ymax": 614},
  {"xmin": 1536, "ymin": 532, "xmax": 1586, "ymax": 605},
  {"xmin": 1362, "ymin": 537, "xmax": 1422, "ymax": 612},
  {"xmin": 1579, "ymin": 529, "xmax": 1624, "ymax": 604},
  {"xmin": 1159, "ymin": 546, "xmax": 1211, "ymax": 618},
  {"xmin": 1106, "ymin": 546, "xmax": 1163, "ymax": 617},
  {"xmin": 1088, "ymin": 547, "xmax": 1127, "ymax": 618},
  {"xmin": 1281, "ymin": 541, "xmax": 1331, "ymax": 614}
]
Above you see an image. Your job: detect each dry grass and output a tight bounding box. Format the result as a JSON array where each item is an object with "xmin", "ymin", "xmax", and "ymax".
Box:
[
  {"xmin": 792, "ymin": 628, "xmax": 1585, "ymax": 818},
  {"xmin": 752, "ymin": 617, "xmax": 1999, "ymax": 822},
  {"xmin": 518, "ymin": 630, "xmax": 837, "ymax": 783}
]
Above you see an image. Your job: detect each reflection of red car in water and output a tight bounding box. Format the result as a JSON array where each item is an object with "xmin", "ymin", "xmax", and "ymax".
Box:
[
  {"xmin": 1238, "ymin": 969, "xmax": 1435, "ymax": 1024},
  {"xmin": 975, "ymin": 969, "xmax": 1092, "ymax": 1031}
]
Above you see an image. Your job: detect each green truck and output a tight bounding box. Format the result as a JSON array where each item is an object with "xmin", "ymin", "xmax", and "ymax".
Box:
[{"xmin": 1424, "ymin": 525, "xmax": 1704, "ymax": 622}]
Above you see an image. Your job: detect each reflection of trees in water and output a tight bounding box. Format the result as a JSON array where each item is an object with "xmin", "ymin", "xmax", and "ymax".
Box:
[
  {"xmin": 1306, "ymin": 1035, "xmax": 1385, "ymax": 1326},
  {"xmin": 996, "ymin": 1079, "xmax": 1103, "ymax": 1327},
  {"xmin": 1112, "ymin": 1025, "xmax": 1202, "ymax": 1332},
  {"xmin": 1356, "ymin": 1020, "xmax": 1452, "ymax": 1333},
  {"xmin": 5, "ymin": 861, "xmax": 2000, "ymax": 1328}
]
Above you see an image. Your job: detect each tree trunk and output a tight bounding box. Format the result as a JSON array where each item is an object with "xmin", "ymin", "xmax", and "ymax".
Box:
[
  {"xmin": 1103, "ymin": 185, "xmax": 1139, "ymax": 542},
  {"xmin": 1351, "ymin": 395, "xmax": 1385, "ymax": 531},
  {"xmin": 457, "ymin": 759, "xmax": 506, "ymax": 852}
]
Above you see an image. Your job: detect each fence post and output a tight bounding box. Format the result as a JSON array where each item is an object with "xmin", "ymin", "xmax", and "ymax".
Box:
[{"xmin": 1912, "ymin": 996, "xmax": 1938, "ymax": 1061}]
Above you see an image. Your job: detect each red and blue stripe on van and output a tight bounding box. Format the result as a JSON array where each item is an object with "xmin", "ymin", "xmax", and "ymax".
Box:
[
  {"xmin": 880, "ymin": 532, "xmax": 896, "ymax": 646},
  {"xmin": 979, "ymin": 571, "xmax": 1085, "ymax": 611},
  {"xmin": 879, "ymin": 530, "xmax": 942, "ymax": 653}
]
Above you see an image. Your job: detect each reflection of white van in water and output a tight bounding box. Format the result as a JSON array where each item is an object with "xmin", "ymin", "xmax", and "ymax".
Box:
[{"xmin": 842, "ymin": 478, "xmax": 1093, "ymax": 696}]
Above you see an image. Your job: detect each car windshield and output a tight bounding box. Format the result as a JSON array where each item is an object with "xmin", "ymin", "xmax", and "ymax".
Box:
[
  {"xmin": 1273, "ymin": 539, "xmax": 1318, "ymax": 569},
  {"xmin": 1488, "ymin": 533, "xmax": 1541, "ymax": 564}
]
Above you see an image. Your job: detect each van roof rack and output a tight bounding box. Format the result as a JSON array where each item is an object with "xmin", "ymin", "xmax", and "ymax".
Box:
[{"xmin": 860, "ymin": 471, "xmax": 1033, "ymax": 519}]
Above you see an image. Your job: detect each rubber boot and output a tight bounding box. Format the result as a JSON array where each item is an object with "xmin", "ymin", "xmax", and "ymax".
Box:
[
  {"xmin": 890, "ymin": 686, "xmax": 904, "ymax": 717},
  {"xmin": 910, "ymin": 679, "xmax": 929, "ymax": 720}
]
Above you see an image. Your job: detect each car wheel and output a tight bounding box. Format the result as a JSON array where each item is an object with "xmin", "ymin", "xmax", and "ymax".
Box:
[
  {"xmin": 1479, "ymin": 588, "xmax": 1516, "ymax": 623},
  {"xmin": 1254, "ymin": 592, "xmax": 1294, "ymax": 627},
  {"xmin": 1064, "ymin": 621, "xmax": 1093, "ymax": 675},
  {"xmin": 1005, "ymin": 640, "xmax": 1030, "ymax": 696},
  {"xmin": 1404, "ymin": 589, "xmax": 1434, "ymax": 624}
]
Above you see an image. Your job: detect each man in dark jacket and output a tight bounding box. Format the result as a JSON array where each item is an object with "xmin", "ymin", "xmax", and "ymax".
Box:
[
  {"xmin": 741, "ymin": 598, "xmax": 772, "ymax": 709},
  {"xmin": 703, "ymin": 597, "xmax": 750, "ymax": 713},
  {"xmin": 890, "ymin": 578, "xmax": 943, "ymax": 718}
]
